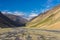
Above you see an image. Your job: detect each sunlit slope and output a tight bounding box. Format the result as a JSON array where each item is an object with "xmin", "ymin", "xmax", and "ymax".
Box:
[{"xmin": 26, "ymin": 5, "xmax": 60, "ymax": 30}]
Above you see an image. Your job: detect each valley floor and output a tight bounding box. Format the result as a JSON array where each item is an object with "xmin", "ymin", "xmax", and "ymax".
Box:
[{"xmin": 0, "ymin": 27, "xmax": 60, "ymax": 40}]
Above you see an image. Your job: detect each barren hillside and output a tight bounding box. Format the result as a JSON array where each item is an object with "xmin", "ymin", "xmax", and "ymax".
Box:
[{"xmin": 26, "ymin": 5, "xmax": 60, "ymax": 30}]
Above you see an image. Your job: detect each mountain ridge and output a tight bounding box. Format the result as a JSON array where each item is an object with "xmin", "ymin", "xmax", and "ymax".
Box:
[
  {"xmin": 0, "ymin": 12, "xmax": 27, "ymax": 27},
  {"xmin": 3, "ymin": 13, "xmax": 28, "ymax": 25},
  {"xmin": 26, "ymin": 5, "xmax": 60, "ymax": 30}
]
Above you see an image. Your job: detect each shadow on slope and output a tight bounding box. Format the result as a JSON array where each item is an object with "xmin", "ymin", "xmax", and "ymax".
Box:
[{"xmin": 0, "ymin": 11, "xmax": 26, "ymax": 28}]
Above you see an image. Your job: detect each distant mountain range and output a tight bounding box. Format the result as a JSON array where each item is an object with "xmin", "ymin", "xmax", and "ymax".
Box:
[
  {"xmin": 26, "ymin": 5, "xmax": 60, "ymax": 30},
  {"xmin": 0, "ymin": 12, "xmax": 28, "ymax": 27},
  {"xmin": 4, "ymin": 13, "xmax": 28, "ymax": 25},
  {"xmin": 1, "ymin": 5, "xmax": 60, "ymax": 29}
]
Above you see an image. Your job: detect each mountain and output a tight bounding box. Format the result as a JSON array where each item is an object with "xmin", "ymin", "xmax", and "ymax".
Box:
[
  {"xmin": 0, "ymin": 12, "xmax": 28, "ymax": 27},
  {"xmin": 3, "ymin": 13, "xmax": 28, "ymax": 25},
  {"xmin": 26, "ymin": 5, "xmax": 60, "ymax": 30}
]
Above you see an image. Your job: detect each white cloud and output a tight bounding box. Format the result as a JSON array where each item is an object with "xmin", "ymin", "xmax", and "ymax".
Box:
[
  {"xmin": 13, "ymin": 11, "xmax": 25, "ymax": 16},
  {"xmin": 1, "ymin": 11, "xmax": 25, "ymax": 17},
  {"xmin": 1, "ymin": 11, "xmax": 6, "ymax": 14},
  {"xmin": 27, "ymin": 12, "xmax": 38, "ymax": 20},
  {"xmin": 1, "ymin": 10, "xmax": 39, "ymax": 20},
  {"xmin": 7, "ymin": 12, "xmax": 13, "ymax": 14},
  {"xmin": 29, "ymin": 13, "xmax": 38, "ymax": 18},
  {"xmin": 2, "ymin": 11, "xmax": 13, "ymax": 14}
]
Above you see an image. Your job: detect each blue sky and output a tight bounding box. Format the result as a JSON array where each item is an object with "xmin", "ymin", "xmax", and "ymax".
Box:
[{"xmin": 0, "ymin": 0, "xmax": 60, "ymax": 19}]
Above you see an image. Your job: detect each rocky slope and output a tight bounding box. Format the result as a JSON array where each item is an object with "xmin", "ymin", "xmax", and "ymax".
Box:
[
  {"xmin": 4, "ymin": 13, "xmax": 28, "ymax": 25},
  {"xmin": 0, "ymin": 28, "xmax": 60, "ymax": 40},
  {"xmin": 0, "ymin": 12, "xmax": 27, "ymax": 27}
]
